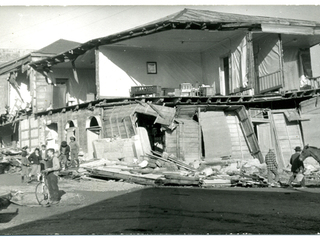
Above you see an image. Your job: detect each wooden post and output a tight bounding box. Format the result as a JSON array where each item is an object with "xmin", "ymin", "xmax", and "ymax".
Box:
[
  {"xmin": 278, "ymin": 34, "xmax": 285, "ymax": 90},
  {"xmin": 95, "ymin": 47, "xmax": 100, "ymax": 99},
  {"xmin": 197, "ymin": 107, "xmax": 202, "ymax": 160}
]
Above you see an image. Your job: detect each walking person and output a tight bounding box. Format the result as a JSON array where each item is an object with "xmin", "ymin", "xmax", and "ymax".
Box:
[
  {"xmin": 290, "ymin": 146, "xmax": 302, "ymax": 165},
  {"xmin": 42, "ymin": 148, "xmax": 61, "ymax": 205},
  {"xmin": 28, "ymin": 148, "xmax": 42, "ymax": 182},
  {"xmin": 60, "ymin": 141, "xmax": 70, "ymax": 170},
  {"xmin": 265, "ymin": 148, "xmax": 280, "ymax": 187},
  {"xmin": 69, "ymin": 136, "xmax": 79, "ymax": 168},
  {"xmin": 20, "ymin": 151, "xmax": 30, "ymax": 183},
  {"xmin": 288, "ymin": 146, "xmax": 306, "ymax": 188}
]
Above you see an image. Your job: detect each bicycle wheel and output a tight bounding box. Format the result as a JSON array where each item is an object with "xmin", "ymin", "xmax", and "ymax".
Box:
[{"xmin": 35, "ymin": 182, "xmax": 49, "ymax": 205}]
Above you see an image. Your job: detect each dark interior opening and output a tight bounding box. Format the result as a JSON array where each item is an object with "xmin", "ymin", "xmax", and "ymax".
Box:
[{"xmin": 136, "ymin": 113, "xmax": 165, "ymax": 152}]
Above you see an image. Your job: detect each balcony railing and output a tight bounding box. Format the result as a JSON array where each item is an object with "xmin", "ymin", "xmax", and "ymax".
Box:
[{"xmin": 259, "ymin": 71, "xmax": 282, "ymax": 93}]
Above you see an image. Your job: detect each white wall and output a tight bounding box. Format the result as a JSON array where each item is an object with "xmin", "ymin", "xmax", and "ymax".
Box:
[
  {"xmin": 201, "ymin": 32, "xmax": 246, "ymax": 95},
  {"xmin": 98, "ymin": 46, "xmax": 203, "ymax": 98},
  {"xmin": 50, "ymin": 67, "xmax": 96, "ymax": 104}
]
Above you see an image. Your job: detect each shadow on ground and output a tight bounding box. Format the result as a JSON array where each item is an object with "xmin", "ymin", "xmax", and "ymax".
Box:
[{"xmin": 1, "ymin": 187, "xmax": 320, "ymax": 235}]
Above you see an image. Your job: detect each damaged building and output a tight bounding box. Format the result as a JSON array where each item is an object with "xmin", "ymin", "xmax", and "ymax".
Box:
[{"xmin": 1, "ymin": 8, "xmax": 320, "ymax": 174}]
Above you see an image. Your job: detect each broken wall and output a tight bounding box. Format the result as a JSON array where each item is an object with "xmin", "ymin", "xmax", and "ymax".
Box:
[
  {"xmin": 48, "ymin": 67, "xmax": 96, "ymax": 105},
  {"xmin": 0, "ymin": 74, "xmax": 9, "ymax": 114},
  {"xmin": 271, "ymin": 110, "xmax": 304, "ymax": 168},
  {"xmin": 173, "ymin": 105, "xmax": 257, "ymax": 163},
  {"xmin": 225, "ymin": 112, "xmax": 252, "ymax": 160},
  {"xmin": 165, "ymin": 119, "xmax": 201, "ymax": 164},
  {"xmin": 35, "ymin": 107, "xmax": 102, "ymax": 158},
  {"xmin": 9, "ymin": 71, "xmax": 31, "ymax": 114},
  {"xmin": 102, "ymin": 103, "xmax": 176, "ymax": 139}
]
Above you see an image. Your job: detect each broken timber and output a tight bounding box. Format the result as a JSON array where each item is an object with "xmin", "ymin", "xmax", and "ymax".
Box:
[
  {"xmin": 84, "ymin": 167, "xmax": 161, "ymax": 185},
  {"xmin": 147, "ymin": 151, "xmax": 197, "ymax": 172}
]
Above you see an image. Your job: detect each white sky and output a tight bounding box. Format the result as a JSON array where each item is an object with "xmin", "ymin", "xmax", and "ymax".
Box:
[{"xmin": 1, "ymin": 0, "xmax": 320, "ymax": 50}]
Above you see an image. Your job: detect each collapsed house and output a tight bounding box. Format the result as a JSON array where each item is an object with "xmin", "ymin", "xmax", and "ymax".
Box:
[{"xmin": 1, "ymin": 8, "xmax": 320, "ymax": 180}]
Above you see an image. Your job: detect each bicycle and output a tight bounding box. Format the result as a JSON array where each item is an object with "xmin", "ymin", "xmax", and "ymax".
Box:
[{"xmin": 35, "ymin": 171, "xmax": 49, "ymax": 206}]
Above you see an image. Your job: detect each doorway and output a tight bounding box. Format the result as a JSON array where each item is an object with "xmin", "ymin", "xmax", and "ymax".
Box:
[
  {"xmin": 255, "ymin": 123, "xmax": 273, "ymax": 158},
  {"xmin": 65, "ymin": 120, "xmax": 77, "ymax": 142},
  {"xmin": 220, "ymin": 56, "xmax": 230, "ymax": 95},
  {"xmin": 86, "ymin": 116, "xmax": 101, "ymax": 159},
  {"xmin": 53, "ymin": 78, "xmax": 67, "ymax": 109},
  {"xmin": 46, "ymin": 123, "xmax": 58, "ymax": 150}
]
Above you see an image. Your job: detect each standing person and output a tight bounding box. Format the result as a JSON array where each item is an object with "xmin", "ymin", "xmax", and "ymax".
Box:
[
  {"xmin": 28, "ymin": 148, "xmax": 42, "ymax": 182},
  {"xmin": 39, "ymin": 144, "xmax": 47, "ymax": 171},
  {"xmin": 288, "ymin": 146, "xmax": 306, "ymax": 188},
  {"xmin": 20, "ymin": 151, "xmax": 30, "ymax": 183},
  {"xmin": 69, "ymin": 136, "xmax": 79, "ymax": 168},
  {"xmin": 265, "ymin": 148, "xmax": 280, "ymax": 187},
  {"xmin": 60, "ymin": 141, "xmax": 70, "ymax": 170},
  {"xmin": 290, "ymin": 146, "xmax": 302, "ymax": 165},
  {"xmin": 43, "ymin": 148, "xmax": 61, "ymax": 205}
]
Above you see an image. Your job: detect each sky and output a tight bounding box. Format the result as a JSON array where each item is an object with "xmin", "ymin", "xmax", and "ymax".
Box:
[{"xmin": 1, "ymin": 1, "xmax": 320, "ymax": 50}]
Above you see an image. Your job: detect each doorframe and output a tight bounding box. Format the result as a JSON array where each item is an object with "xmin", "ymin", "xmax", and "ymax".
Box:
[{"xmin": 219, "ymin": 54, "xmax": 231, "ymax": 96}]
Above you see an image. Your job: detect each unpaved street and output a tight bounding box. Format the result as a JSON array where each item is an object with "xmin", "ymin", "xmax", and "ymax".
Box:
[{"xmin": 1, "ymin": 173, "xmax": 320, "ymax": 235}]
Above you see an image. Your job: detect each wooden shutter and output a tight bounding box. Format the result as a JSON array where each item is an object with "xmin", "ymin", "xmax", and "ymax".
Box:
[
  {"xmin": 165, "ymin": 118, "xmax": 201, "ymax": 164},
  {"xmin": 35, "ymin": 74, "xmax": 53, "ymax": 112},
  {"xmin": 271, "ymin": 112, "xmax": 303, "ymax": 168},
  {"xmin": 236, "ymin": 106, "xmax": 264, "ymax": 163},
  {"xmin": 20, "ymin": 116, "xmax": 39, "ymax": 150},
  {"xmin": 199, "ymin": 111, "xmax": 232, "ymax": 159},
  {"xmin": 254, "ymin": 34, "xmax": 284, "ymax": 93}
]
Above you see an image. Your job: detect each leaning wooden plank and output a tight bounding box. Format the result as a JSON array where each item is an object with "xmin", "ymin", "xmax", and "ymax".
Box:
[
  {"xmin": 151, "ymin": 151, "xmax": 197, "ymax": 171},
  {"xmin": 146, "ymin": 153, "xmax": 196, "ymax": 172},
  {"xmin": 155, "ymin": 178, "xmax": 200, "ymax": 186},
  {"xmin": 129, "ymin": 167, "xmax": 154, "ymax": 174},
  {"xmin": 164, "ymin": 174, "xmax": 200, "ymax": 181},
  {"xmin": 201, "ymin": 179, "xmax": 232, "ymax": 188}
]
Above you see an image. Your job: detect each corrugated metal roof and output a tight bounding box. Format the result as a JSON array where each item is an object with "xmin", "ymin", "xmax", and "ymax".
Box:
[
  {"xmin": 30, "ymin": 8, "xmax": 320, "ymax": 70},
  {"xmin": 36, "ymin": 39, "xmax": 81, "ymax": 55},
  {"xmin": 170, "ymin": 8, "xmax": 320, "ymax": 26}
]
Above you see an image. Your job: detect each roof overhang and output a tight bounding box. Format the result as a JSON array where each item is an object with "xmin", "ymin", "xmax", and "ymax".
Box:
[{"xmin": 0, "ymin": 52, "xmax": 59, "ymax": 76}]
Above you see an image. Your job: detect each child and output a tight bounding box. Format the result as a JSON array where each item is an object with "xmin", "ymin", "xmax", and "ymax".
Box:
[{"xmin": 20, "ymin": 151, "xmax": 30, "ymax": 183}]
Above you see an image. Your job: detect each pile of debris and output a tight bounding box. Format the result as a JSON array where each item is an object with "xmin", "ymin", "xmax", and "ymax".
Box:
[
  {"xmin": 79, "ymin": 149, "xmax": 271, "ymax": 188},
  {"xmin": 0, "ymin": 147, "xmax": 23, "ymax": 174}
]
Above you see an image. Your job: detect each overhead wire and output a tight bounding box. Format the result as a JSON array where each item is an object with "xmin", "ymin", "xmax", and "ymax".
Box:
[
  {"xmin": 1, "ymin": 6, "xmax": 114, "ymax": 48},
  {"xmin": 20, "ymin": 6, "xmax": 136, "ymax": 49},
  {"xmin": 0, "ymin": 6, "xmax": 82, "ymax": 40},
  {"xmin": 64, "ymin": 6, "xmax": 136, "ymax": 35}
]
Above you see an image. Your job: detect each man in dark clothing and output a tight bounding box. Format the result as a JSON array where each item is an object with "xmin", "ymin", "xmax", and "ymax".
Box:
[
  {"xmin": 28, "ymin": 148, "xmax": 42, "ymax": 181},
  {"xmin": 60, "ymin": 141, "xmax": 70, "ymax": 169},
  {"xmin": 43, "ymin": 148, "xmax": 61, "ymax": 205},
  {"xmin": 290, "ymin": 146, "xmax": 301, "ymax": 165},
  {"xmin": 288, "ymin": 146, "xmax": 306, "ymax": 188}
]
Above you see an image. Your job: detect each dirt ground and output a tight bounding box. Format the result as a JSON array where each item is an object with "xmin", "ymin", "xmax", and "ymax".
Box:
[{"xmin": 1, "ymin": 171, "xmax": 320, "ymax": 235}]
